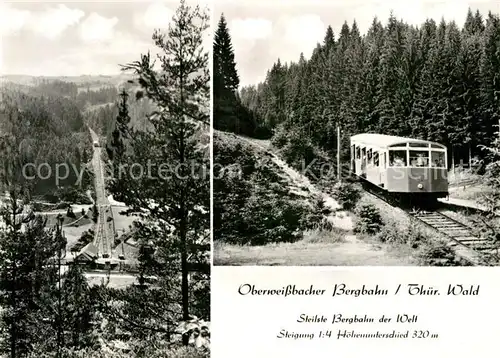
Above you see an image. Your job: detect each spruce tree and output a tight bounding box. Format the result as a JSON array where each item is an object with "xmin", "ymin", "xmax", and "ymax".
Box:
[
  {"xmin": 213, "ymin": 13, "xmax": 253, "ymax": 135},
  {"xmin": 0, "ymin": 189, "xmax": 61, "ymax": 357},
  {"xmin": 213, "ymin": 14, "xmax": 239, "ymax": 92},
  {"xmin": 480, "ymin": 12, "xmax": 500, "ymax": 146},
  {"xmin": 60, "ymin": 263, "xmax": 96, "ymax": 349},
  {"xmin": 107, "ymin": 0, "xmax": 210, "ymax": 346},
  {"xmin": 106, "ymin": 89, "xmax": 131, "ymax": 162}
]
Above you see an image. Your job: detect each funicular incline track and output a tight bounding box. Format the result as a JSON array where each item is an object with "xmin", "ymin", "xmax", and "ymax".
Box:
[
  {"xmin": 409, "ymin": 210, "xmax": 499, "ymax": 264},
  {"xmin": 335, "ymin": 163, "xmax": 497, "ymax": 265},
  {"xmin": 410, "ymin": 211, "xmax": 494, "ymax": 251},
  {"xmin": 352, "ymin": 172, "xmax": 498, "ymax": 265}
]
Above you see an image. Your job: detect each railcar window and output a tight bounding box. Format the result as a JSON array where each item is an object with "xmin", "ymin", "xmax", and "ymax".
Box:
[
  {"xmin": 373, "ymin": 152, "xmax": 379, "ymax": 166},
  {"xmin": 431, "ymin": 151, "xmax": 446, "ymax": 168},
  {"xmin": 409, "ymin": 142, "xmax": 429, "ymax": 148},
  {"xmin": 356, "ymin": 146, "xmax": 361, "ymax": 159},
  {"xmin": 431, "ymin": 144, "xmax": 443, "ymax": 149},
  {"xmin": 389, "ymin": 150, "xmax": 407, "ymax": 167},
  {"xmin": 409, "ymin": 150, "xmax": 429, "ymax": 167},
  {"xmin": 361, "ymin": 147, "xmax": 366, "ymax": 159},
  {"xmin": 367, "ymin": 149, "xmax": 373, "ymax": 163}
]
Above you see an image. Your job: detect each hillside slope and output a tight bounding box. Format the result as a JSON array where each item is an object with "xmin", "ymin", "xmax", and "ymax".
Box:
[{"xmin": 213, "ymin": 131, "xmax": 421, "ymax": 266}]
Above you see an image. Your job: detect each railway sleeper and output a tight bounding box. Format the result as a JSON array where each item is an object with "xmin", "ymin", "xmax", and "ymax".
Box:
[
  {"xmin": 444, "ymin": 228, "xmax": 474, "ymax": 233},
  {"xmin": 429, "ymin": 226, "xmax": 471, "ymax": 232},
  {"xmin": 414, "ymin": 220, "xmax": 469, "ymax": 227},
  {"xmin": 472, "ymin": 245, "xmax": 499, "ymax": 251},
  {"xmin": 418, "ymin": 218, "xmax": 463, "ymax": 223},
  {"xmin": 448, "ymin": 239, "xmax": 497, "ymax": 250},
  {"xmin": 441, "ymin": 231, "xmax": 473, "ymax": 237},
  {"xmin": 454, "ymin": 237, "xmax": 490, "ymax": 243},
  {"xmin": 419, "ymin": 218, "xmax": 467, "ymax": 223},
  {"xmin": 416, "ymin": 218, "xmax": 470, "ymax": 225}
]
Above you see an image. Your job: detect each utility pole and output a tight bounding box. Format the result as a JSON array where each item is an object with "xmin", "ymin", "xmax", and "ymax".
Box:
[
  {"xmin": 451, "ymin": 144, "xmax": 455, "ymax": 176},
  {"xmin": 337, "ymin": 124, "xmax": 341, "ymax": 182}
]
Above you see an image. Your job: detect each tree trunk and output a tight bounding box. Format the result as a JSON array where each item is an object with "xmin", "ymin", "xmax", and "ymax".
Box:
[
  {"xmin": 57, "ymin": 243, "xmax": 63, "ymax": 358},
  {"xmin": 180, "ymin": 213, "xmax": 189, "ymax": 346},
  {"xmin": 10, "ymin": 262, "xmax": 16, "ymax": 358},
  {"xmin": 10, "ymin": 202, "xmax": 17, "ymax": 358}
]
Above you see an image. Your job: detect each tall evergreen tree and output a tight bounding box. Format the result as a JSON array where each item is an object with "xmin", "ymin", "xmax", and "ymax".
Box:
[
  {"xmin": 0, "ymin": 189, "xmax": 61, "ymax": 357},
  {"xmin": 213, "ymin": 13, "xmax": 257, "ymax": 135},
  {"xmin": 60, "ymin": 263, "xmax": 96, "ymax": 349},
  {"xmin": 214, "ymin": 14, "xmax": 239, "ymax": 92},
  {"xmin": 106, "ymin": 89, "xmax": 131, "ymax": 162}
]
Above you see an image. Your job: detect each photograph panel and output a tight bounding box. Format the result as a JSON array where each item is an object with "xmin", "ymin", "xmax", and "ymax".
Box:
[
  {"xmin": 0, "ymin": 1, "xmax": 210, "ymax": 356},
  {"xmin": 213, "ymin": 0, "xmax": 500, "ymax": 267}
]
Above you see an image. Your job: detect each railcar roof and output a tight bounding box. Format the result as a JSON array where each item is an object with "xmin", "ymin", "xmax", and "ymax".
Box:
[{"xmin": 350, "ymin": 133, "xmax": 445, "ymax": 148}]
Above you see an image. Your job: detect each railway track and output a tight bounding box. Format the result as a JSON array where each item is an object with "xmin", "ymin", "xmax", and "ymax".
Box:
[
  {"xmin": 325, "ymin": 164, "xmax": 497, "ymax": 264},
  {"xmin": 410, "ymin": 210, "xmax": 496, "ymax": 251},
  {"xmin": 352, "ymin": 173, "xmax": 498, "ymax": 265},
  {"xmin": 240, "ymin": 136, "xmax": 498, "ymax": 265},
  {"xmin": 90, "ymin": 128, "xmax": 114, "ymax": 260},
  {"xmin": 95, "ymin": 206, "xmax": 111, "ymax": 258}
]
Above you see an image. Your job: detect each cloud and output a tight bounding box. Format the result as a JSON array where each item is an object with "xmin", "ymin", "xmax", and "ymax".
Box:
[
  {"xmin": 424, "ymin": 0, "xmax": 470, "ymax": 25},
  {"xmin": 268, "ymin": 14, "xmax": 325, "ymax": 63},
  {"xmin": 283, "ymin": 14, "xmax": 325, "ymax": 48},
  {"xmin": 30, "ymin": 4, "xmax": 84, "ymax": 40},
  {"xmin": 20, "ymin": 32, "xmax": 153, "ymax": 76},
  {"xmin": 230, "ymin": 18, "xmax": 273, "ymax": 40},
  {"xmin": 134, "ymin": 1, "xmax": 174, "ymax": 30},
  {"xmin": 350, "ymin": 0, "xmax": 471, "ymax": 35},
  {"xmin": 0, "ymin": 4, "xmax": 31, "ymax": 36},
  {"xmin": 79, "ymin": 13, "xmax": 118, "ymax": 42}
]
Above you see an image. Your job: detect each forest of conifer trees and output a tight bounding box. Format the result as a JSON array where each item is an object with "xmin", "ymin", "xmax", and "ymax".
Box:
[{"xmin": 233, "ymin": 9, "xmax": 500, "ymax": 166}]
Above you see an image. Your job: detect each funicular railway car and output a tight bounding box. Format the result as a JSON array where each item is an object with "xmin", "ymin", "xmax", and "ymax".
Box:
[{"xmin": 350, "ymin": 134, "xmax": 448, "ymax": 201}]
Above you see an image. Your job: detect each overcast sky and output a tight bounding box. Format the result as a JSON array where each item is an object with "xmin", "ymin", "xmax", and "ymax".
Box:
[
  {"xmin": 0, "ymin": 0, "xmax": 210, "ymax": 76},
  {"xmin": 215, "ymin": 0, "xmax": 500, "ymax": 87}
]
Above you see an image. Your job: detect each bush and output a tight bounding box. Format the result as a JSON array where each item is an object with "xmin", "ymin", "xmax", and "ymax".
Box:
[
  {"xmin": 354, "ymin": 203, "xmax": 383, "ymax": 234},
  {"xmin": 214, "ymin": 132, "xmax": 317, "ymax": 245},
  {"xmin": 300, "ymin": 196, "xmax": 334, "ymax": 231},
  {"xmin": 29, "ymin": 345, "xmax": 209, "ymax": 358},
  {"xmin": 331, "ymin": 182, "xmax": 362, "ymax": 211},
  {"xmin": 237, "ymin": 190, "xmax": 307, "ymax": 245},
  {"xmin": 373, "ymin": 225, "xmax": 404, "ymax": 244},
  {"xmin": 78, "ymin": 230, "xmax": 94, "ymax": 246},
  {"xmin": 271, "ymin": 125, "xmax": 289, "ymax": 148},
  {"xmin": 374, "ymin": 220, "xmax": 426, "ymax": 248}
]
